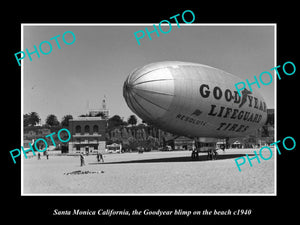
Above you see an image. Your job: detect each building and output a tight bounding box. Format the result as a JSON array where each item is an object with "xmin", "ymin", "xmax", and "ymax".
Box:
[
  {"xmin": 174, "ymin": 136, "xmax": 194, "ymax": 150},
  {"xmin": 23, "ymin": 127, "xmax": 52, "ymax": 148},
  {"xmin": 68, "ymin": 117, "xmax": 106, "ymax": 154},
  {"xmin": 88, "ymin": 97, "xmax": 110, "ymax": 118},
  {"xmin": 24, "ymin": 127, "xmax": 51, "ymax": 140}
]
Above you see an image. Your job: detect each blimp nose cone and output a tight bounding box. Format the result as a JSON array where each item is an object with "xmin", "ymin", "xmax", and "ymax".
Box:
[
  {"xmin": 123, "ymin": 63, "xmax": 175, "ymax": 123},
  {"xmin": 123, "ymin": 78, "xmax": 133, "ymax": 94}
]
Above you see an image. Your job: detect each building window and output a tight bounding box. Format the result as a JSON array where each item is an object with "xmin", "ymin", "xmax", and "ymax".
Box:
[
  {"xmin": 84, "ymin": 125, "xmax": 90, "ymax": 134},
  {"xmin": 93, "ymin": 125, "xmax": 99, "ymax": 133},
  {"xmin": 76, "ymin": 145, "xmax": 80, "ymax": 151},
  {"xmin": 75, "ymin": 125, "xmax": 81, "ymax": 134}
]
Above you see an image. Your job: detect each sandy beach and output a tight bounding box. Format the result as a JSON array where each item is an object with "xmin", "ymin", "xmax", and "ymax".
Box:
[{"xmin": 22, "ymin": 148, "xmax": 275, "ymax": 195}]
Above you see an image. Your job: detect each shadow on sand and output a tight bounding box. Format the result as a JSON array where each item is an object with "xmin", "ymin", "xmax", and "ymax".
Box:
[{"xmin": 89, "ymin": 153, "xmax": 254, "ymax": 165}]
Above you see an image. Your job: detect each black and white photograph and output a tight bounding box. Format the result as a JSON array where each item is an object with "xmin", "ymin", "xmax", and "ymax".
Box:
[
  {"xmin": 21, "ymin": 24, "xmax": 275, "ymax": 195},
  {"xmin": 4, "ymin": 5, "xmax": 298, "ymax": 224}
]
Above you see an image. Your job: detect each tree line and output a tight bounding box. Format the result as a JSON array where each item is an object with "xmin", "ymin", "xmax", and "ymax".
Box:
[
  {"xmin": 24, "ymin": 112, "xmax": 139, "ymax": 130},
  {"xmin": 24, "ymin": 112, "xmax": 73, "ymax": 128}
]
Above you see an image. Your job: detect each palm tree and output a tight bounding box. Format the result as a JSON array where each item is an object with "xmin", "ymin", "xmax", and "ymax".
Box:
[
  {"xmin": 45, "ymin": 114, "xmax": 60, "ymax": 127},
  {"xmin": 127, "ymin": 115, "xmax": 137, "ymax": 126},
  {"xmin": 24, "ymin": 112, "xmax": 41, "ymax": 126},
  {"xmin": 107, "ymin": 115, "xmax": 125, "ymax": 130},
  {"xmin": 61, "ymin": 115, "xmax": 73, "ymax": 127}
]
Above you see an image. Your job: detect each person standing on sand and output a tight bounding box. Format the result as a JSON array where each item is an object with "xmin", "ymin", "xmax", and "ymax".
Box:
[
  {"xmin": 80, "ymin": 153, "xmax": 85, "ymax": 166},
  {"xmin": 97, "ymin": 152, "xmax": 104, "ymax": 163},
  {"xmin": 97, "ymin": 152, "xmax": 100, "ymax": 162},
  {"xmin": 45, "ymin": 150, "xmax": 49, "ymax": 160},
  {"xmin": 99, "ymin": 153, "xmax": 104, "ymax": 163}
]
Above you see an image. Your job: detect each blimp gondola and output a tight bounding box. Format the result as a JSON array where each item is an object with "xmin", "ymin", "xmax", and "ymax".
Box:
[{"xmin": 123, "ymin": 61, "xmax": 268, "ymax": 159}]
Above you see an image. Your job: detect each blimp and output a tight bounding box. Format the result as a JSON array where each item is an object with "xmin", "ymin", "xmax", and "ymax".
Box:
[{"xmin": 123, "ymin": 61, "xmax": 268, "ymax": 158}]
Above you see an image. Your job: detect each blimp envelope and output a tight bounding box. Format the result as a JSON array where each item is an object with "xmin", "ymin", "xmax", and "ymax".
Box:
[{"xmin": 123, "ymin": 61, "xmax": 268, "ymax": 138}]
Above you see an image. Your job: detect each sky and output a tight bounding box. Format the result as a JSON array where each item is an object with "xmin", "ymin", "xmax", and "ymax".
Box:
[{"xmin": 23, "ymin": 24, "xmax": 275, "ymax": 124}]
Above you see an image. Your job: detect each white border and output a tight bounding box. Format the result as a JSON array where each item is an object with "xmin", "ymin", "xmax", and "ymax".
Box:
[{"xmin": 21, "ymin": 23, "xmax": 277, "ymax": 196}]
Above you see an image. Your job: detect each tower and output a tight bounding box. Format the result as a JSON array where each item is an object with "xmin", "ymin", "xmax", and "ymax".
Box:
[
  {"xmin": 88, "ymin": 95, "xmax": 109, "ymax": 119},
  {"xmin": 100, "ymin": 95, "xmax": 109, "ymax": 119},
  {"xmin": 102, "ymin": 95, "xmax": 107, "ymax": 110}
]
